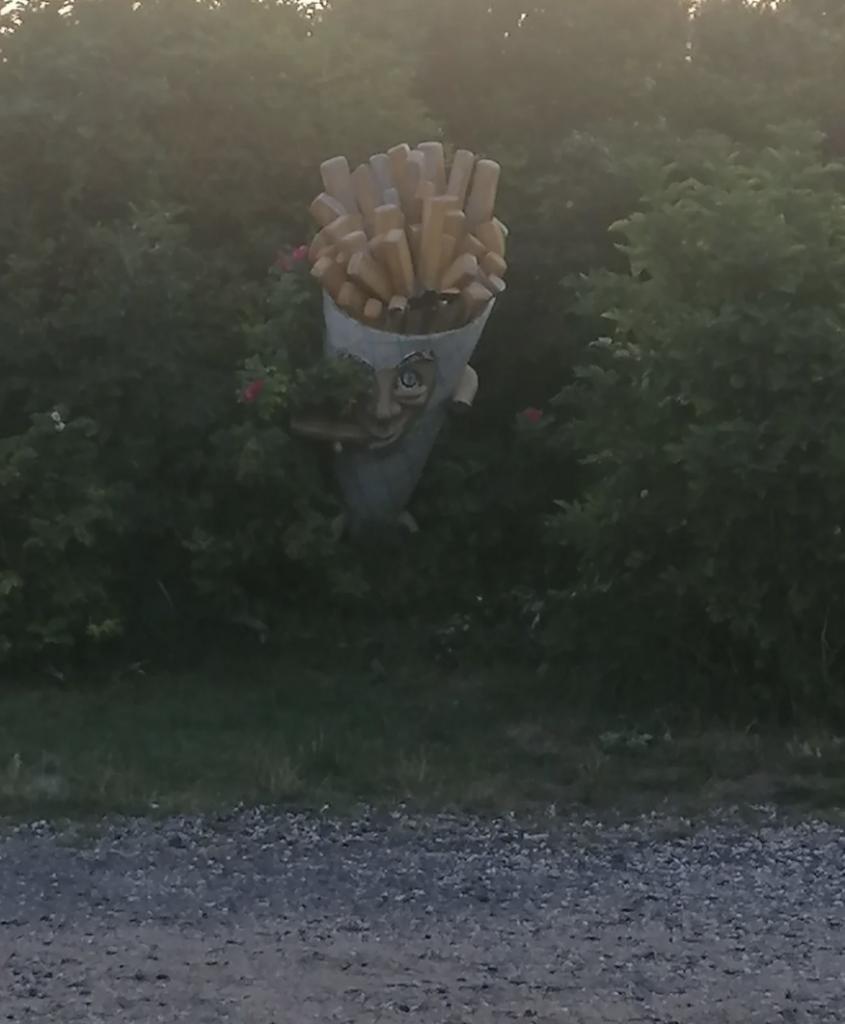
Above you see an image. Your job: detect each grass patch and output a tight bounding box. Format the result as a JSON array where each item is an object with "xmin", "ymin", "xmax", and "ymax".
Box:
[{"xmin": 1, "ymin": 654, "xmax": 845, "ymax": 822}]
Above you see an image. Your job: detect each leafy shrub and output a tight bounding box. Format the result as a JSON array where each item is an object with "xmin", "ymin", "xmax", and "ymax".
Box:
[
  {"xmin": 546, "ymin": 125, "xmax": 845, "ymax": 719},
  {"xmin": 0, "ymin": 409, "xmax": 124, "ymax": 661}
]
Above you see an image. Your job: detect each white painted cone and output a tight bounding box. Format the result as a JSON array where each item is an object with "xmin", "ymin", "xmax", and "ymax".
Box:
[{"xmin": 321, "ymin": 292, "xmax": 495, "ymax": 534}]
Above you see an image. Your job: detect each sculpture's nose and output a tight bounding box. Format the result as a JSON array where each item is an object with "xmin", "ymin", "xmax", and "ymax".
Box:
[{"xmin": 374, "ymin": 392, "xmax": 400, "ymax": 421}]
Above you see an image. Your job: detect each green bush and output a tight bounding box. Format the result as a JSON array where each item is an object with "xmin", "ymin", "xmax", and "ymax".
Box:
[
  {"xmin": 8, "ymin": 0, "xmax": 845, "ymax": 721},
  {"xmin": 546, "ymin": 125, "xmax": 845, "ymax": 718},
  {"xmin": 0, "ymin": 0, "xmax": 435, "ymax": 661},
  {"xmin": 0, "ymin": 409, "xmax": 124, "ymax": 661}
]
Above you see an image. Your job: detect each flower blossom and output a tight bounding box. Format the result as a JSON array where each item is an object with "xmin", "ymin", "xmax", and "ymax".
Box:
[
  {"xmin": 522, "ymin": 407, "xmax": 543, "ymax": 424},
  {"xmin": 242, "ymin": 379, "xmax": 264, "ymax": 404},
  {"xmin": 274, "ymin": 244, "xmax": 309, "ymax": 272}
]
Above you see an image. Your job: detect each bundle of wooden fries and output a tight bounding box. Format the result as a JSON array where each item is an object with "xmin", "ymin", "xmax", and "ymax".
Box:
[{"xmin": 308, "ymin": 142, "xmax": 508, "ymax": 334}]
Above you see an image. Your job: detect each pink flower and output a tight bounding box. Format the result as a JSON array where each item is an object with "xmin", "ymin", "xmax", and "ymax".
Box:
[
  {"xmin": 274, "ymin": 244, "xmax": 309, "ymax": 272},
  {"xmin": 242, "ymin": 379, "xmax": 264, "ymax": 404},
  {"xmin": 522, "ymin": 407, "xmax": 543, "ymax": 424}
]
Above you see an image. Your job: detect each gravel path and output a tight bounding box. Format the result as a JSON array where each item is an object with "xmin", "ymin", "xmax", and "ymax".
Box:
[{"xmin": 1, "ymin": 807, "xmax": 843, "ymax": 1022}]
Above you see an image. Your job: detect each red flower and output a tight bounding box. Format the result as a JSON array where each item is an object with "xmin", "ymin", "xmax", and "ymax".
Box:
[
  {"xmin": 522, "ymin": 407, "xmax": 543, "ymax": 424},
  {"xmin": 274, "ymin": 244, "xmax": 309, "ymax": 272},
  {"xmin": 242, "ymin": 379, "xmax": 264, "ymax": 404}
]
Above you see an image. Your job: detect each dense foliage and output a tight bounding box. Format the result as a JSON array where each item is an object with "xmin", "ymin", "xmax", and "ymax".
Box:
[{"xmin": 4, "ymin": 0, "xmax": 845, "ymax": 718}]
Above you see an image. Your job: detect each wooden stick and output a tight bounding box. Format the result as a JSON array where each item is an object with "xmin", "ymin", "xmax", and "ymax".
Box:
[
  {"xmin": 419, "ymin": 195, "xmax": 452, "ymax": 291},
  {"xmin": 387, "ymin": 143, "xmax": 414, "ymax": 221},
  {"xmin": 387, "ymin": 294, "xmax": 409, "ymax": 332},
  {"xmin": 383, "ymin": 228, "xmax": 417, "ymax": 297},
  {"xmin": 441, "ymin": 253, "xmax": 479, "ymax": 291},
  {"xmin": 320, "ymin": 156, "xmax": 359, "ymax": 216},
  {"xmin": 444, "ymin": 209, "xmax": 467, "ymax": 240},
  {"xmin": 438, "ymin": 233, "xmax": 457, "ymax": 286},
  {"xmin": 374, "ymin": 204, "xmax": 404, "ymax": 235},
  {"xmin": 461, "ymin": 281, "xmax": 494, "ymax": 323},
  {"xmin": 369, "ymin": 153, "xmax": 393, "ymax": 202},
  {"xmin": 338, "ymin": 229, "xmax": 370, "ymax": 257},
  {"xmin": 474, "ymin": 219, "xmax": 506, "ymax": 258},
  {"xmin": 324, "ymin": 213, "xmax": 365, "ymax": 242},
  {"xmin": 480, "ymin": 251, "xmax": 507, "ymax": 278},
  {"xmin": 464, "ymin": 159, "xmax": 501, "ymax": 229},
  {"xmin": 417, "ymin": 141, "xmax": 447, "ymax": 194},
  {"xmin": 484, "ymin": 274, "xmax": 507, "ymax": 297},
  {"xmin": 337, "ymin": 280, "xmax": 366, "ymax": 317},
  {"xmin": 408, "ymin": 224, "xmax": 423, "ymax": 268},
  {"xmin": 446, "ymin": 149, "xmax": 476, "ymax": 207},
  {"xmin": 347, "ymin": 249, "xmax": 393, "ymax": 303},
  {"xmin": 458, "ymin": 234, "xmax": 488, "ymax": 260},
  {"xmin": 311, "ymin": 255, "xmax": 346, "ymax": 302},
  {"xmin": 351, "ymin": 164, "xmax": 381, "ymax": 234},
  {"xmin": 308, "ymin": 228, "xmax": 335, "ymax": 263},
  {"xmin": 407, "ymin": 151, "xmax": 426, "ymax": 220},
  {"xmin": 363, "ymin": 297, "xmax": 384, "ymax": 323},
  {"xmin": 310, "ymin": 193, "xmax": 346, "ymax": 228}
]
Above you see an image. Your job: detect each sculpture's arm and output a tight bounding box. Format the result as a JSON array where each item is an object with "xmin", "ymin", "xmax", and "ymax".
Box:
[{"xmin": 452, "ymin": 364, "xmax": 479, "ymax": 411}]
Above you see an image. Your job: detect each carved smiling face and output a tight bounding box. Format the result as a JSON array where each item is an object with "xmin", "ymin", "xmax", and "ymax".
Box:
[{"xmin": 291, "ymin": 351, "xmax": 438, "ymax": 450}]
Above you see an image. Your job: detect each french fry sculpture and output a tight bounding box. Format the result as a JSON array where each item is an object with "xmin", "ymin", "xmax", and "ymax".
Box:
[{"xmin": 291, "ymin": 142, "xmax": 508, "ymax": 538}]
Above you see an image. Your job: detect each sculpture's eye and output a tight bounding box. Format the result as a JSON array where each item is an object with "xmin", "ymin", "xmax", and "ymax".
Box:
[{"xmin": 397, "ymin": 369, "xmax": 422, "ymax": 390}]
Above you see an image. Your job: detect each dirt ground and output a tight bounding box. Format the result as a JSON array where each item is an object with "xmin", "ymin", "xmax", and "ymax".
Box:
[{"xmin": 0, "ymin": 920, "xmax": 832, "ymax": 1023}]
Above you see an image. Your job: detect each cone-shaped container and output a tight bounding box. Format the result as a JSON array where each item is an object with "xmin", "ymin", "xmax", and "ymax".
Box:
[{"xmin": 320, "ymin": 292, "xmax": 495, "ymax": 536}]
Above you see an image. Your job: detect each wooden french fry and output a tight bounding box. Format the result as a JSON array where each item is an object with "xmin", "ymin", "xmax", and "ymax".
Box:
[
  {"xmin": 484, "ymin": 273, "xmax": 507, "ymax": 297},
  {"xmin": 352, "ymin": 164, "xmax": 381, "ymax": 234},
  {"xmin": 416, "ymin": 179, "xmax": 436, "ymax": 203},
  {"xmin": 369, "ymin": 152, "xmax": 393, "ymax": 202},
  {"xmin": 374, "ymin": 204, "xmax": 404, "ymax": 235},
  {"xmin": 388, "ymin": 143, "xmax": 414, "ymax": 220},
  {"xmin": 480, "ymin": 251, "xmax": 507, "ymax": 278},
  {"xmin": 383, "ymin": 228, "xmax": 417, "ymax": 297},
  {"xmin": 408, "ymin": 224, "xmax": 423, "ymax": 268},
  {"xmin": 419, "ymin": 195, "xmax": 452, "ymax": 291},
  {"xmin": 417, "ymin": 141, "xmax": 447, "ymax": 194},
  {"xmin": 444, "ymin": 209, "xmax": 467, "ymax": 240},
  {"xmin": 441, "ymin": 253, "xmax": 479, "ymax": 291},
  {"xmin": 384, "ymin": 187, "xmax": 401, "ymax": 208},
  {"xmin": 446, "ymin": 149, "xmax": 476, "ymax": 207},
  {"xmin": 461, "ymin": 281, "xmax": 494, "ymax": 323},
  {"xmin": 438, "ymin": 233, "xmax": 457, "ymax": 284},
  {"xmin": 474, "ymin": 219, "xmax": 506, "ymax": 258},
  {"xmin": 308, "ymin": 228, "xmax": 335, "ymax": 263},
  {"xmin": 311, "ymin": 255, "xmax": 346, "ymax": 302},
  {"xmin": 325, "ymin": 213, "xmax": 365, "ymax": 242},
  {"xmin": 337, "ymin": 280, "xmax": 366, "ymax": 317},
  {"xmin": 458, "ymin": 234, "xmax": 488, "ymax": 260},
  {"xmin": 347, "ymin": 249, "xmax": 393, "ymax": 303},
  {"xmin": 310, "ymin": 192, "xmax": 346, "ymax": 228},
  {"xmin": 407, "ymin": 150, "xmax": 426, "ymax": 220},
  {"xmin": 464, "ymin": 159, "xmax": 501, "ymax": 229},
  {"xmin": 320, "ymin": 156, "xmax": 359, "ymax": 216},
  {"xmin": 363, "ymin": 297, "xmax": 384, "ymax": 322},
  {"xmin": 338, "ymin": 229, "xmax": 370, "ymax": 257},
  {"xmin": 368, "ymin": 232, "xmax": 389, "ymax": 268},
  {"xmin": 387, "ymin": 294, "xmax": 409, "ymax": 332}
]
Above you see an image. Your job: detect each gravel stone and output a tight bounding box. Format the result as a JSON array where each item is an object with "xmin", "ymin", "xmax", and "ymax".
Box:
[{"xmin": 0, "ymin": 805, "xmax": 843, "ymax": 1021}]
